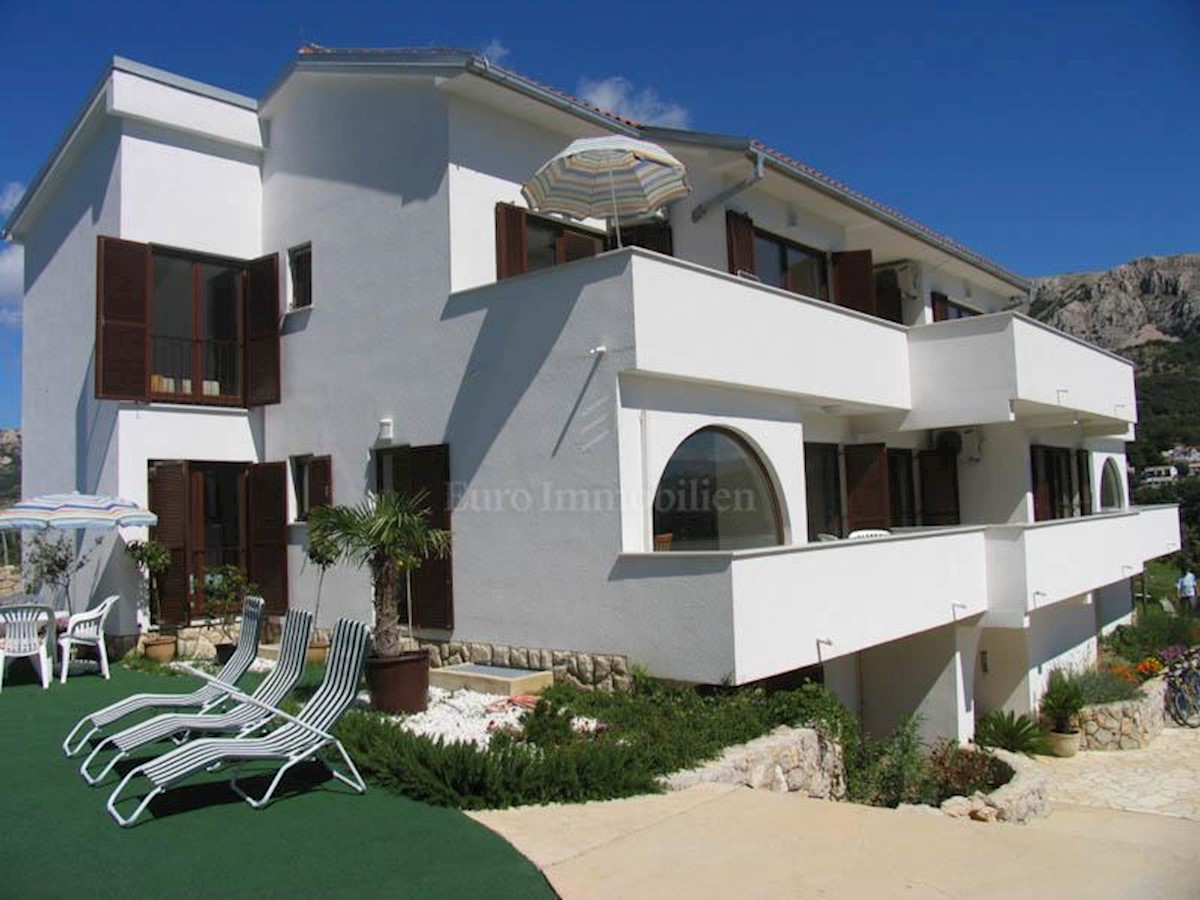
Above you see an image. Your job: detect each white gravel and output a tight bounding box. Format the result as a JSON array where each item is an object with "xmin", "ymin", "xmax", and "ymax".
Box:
[{"xmin": 393, "ymin": 687, "xmax": 528, "ymax": 749}]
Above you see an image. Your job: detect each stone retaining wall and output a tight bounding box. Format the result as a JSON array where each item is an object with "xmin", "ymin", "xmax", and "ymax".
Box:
[
  {"xmin": 660, "ymin": 726, "xmax": 847, "ymax": 800},
  {"xmin": 411, "ymin": 639, "xmax": 632, "ymax": 692},
  {"xmin": 921, "ymin": 749, "xmax": 1049, "ymax": 824},
  {"xmin": 1078, "ymin": 678, "xmax": 1165, "ymax": 751}
]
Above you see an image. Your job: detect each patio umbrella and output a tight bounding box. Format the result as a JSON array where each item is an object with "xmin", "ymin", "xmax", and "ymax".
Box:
[
  {"xmin": 521, "ymin": 136, "xmax": 690, "ymax": 247},
  {"xmin": 0, "ymin": 492, "xmax": 157, "ymax": 530}
]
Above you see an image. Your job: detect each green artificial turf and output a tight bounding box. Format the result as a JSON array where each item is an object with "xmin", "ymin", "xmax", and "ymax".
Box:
[{"xmin": 0, "ymin": 663, "xmax": 553, "ymax": 900}]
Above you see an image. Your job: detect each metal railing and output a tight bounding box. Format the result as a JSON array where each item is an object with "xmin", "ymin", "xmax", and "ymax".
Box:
[{"xmin": 150, "ymin": 335, "xmax": 242, "ymax": 400}]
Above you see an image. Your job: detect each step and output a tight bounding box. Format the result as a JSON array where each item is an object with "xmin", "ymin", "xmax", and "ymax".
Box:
[
  {"xmin": 257, "ymin": 643, "xmax": 281, "ymax": 661},
  {"xmin": 429, "ymin": 662, "xmax": 554, "ymax": 697}
]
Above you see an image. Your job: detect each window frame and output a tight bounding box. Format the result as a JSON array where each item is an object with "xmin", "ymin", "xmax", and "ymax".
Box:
[
  {"xmin": 288, "ymin": 243, "xmax": 313, "ymax": 311},
  {"xmin": 752, "ymin": 227, "xmax": 831, "ymax": 301}
]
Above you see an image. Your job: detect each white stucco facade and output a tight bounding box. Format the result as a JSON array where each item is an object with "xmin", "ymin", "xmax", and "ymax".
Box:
[{"xmin": 6, "ymin": 52, "xmax": 1181, "ymax": 743}]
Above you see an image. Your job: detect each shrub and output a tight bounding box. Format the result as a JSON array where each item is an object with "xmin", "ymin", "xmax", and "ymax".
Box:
[
  {"xmin": 1104, "ymin": 605, "xmax": 1195, "ymax": 662},
  {"xmin": 845, "ymin": 715, "xmax": 936, "ymax": 808},
  {"xmin": 1075, "ymin": 666, "xmax": 1143, "ymax": 704},
  {"xmin": 974, "ymin": 710, "xmax": 1050, "ymax": 756},
  {"xmin": 928, "ymin": 740, "xmax": 1011, "ymax": 804},
  {"xmin": 520, "ymin": 699, "xmax": 577, "ymax": 749}
]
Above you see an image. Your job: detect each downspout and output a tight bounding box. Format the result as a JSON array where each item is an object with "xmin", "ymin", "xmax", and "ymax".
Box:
[{"xmin": 690, "ymin": 150, "xmax": 765, "ymax": 223}]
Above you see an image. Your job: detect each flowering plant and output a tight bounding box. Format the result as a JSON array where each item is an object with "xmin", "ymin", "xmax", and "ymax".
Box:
[
  {"xmin": 1107, "ymin": 663, "xmax": 1139, "ymax": 686},
  {"xmin": 1136, "ymin": 656, "xmax": 1163, "ymax": 679},
  {"xmin": 1157, "ymin": 645, "xmax": 1187, "ymax": 665}
]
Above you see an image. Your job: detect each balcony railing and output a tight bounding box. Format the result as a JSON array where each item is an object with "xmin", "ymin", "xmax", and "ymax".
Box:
[{"xmin": 150, "ymin": 335, "xmax": 243, "ymax": 404}]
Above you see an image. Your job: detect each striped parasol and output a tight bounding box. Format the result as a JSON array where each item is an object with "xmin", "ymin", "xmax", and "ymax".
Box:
[
  {"xmin": 0, "ymin": 492, "xmax": 158, "ymax": 530},
  {"xmin": 522, "ymin": 136, "xmax": 690, "ymax": 245}
]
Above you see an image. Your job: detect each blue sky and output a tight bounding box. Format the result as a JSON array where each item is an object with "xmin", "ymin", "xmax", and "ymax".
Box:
[{"xmin": 0, "ymin": 0, "xmax": 1197, "ymax": 428}]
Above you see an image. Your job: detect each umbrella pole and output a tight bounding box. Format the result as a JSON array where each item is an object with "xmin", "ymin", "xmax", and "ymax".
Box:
[{"xmin": 609, "ymin": 168, "xmax": 622, "ymax": 248}]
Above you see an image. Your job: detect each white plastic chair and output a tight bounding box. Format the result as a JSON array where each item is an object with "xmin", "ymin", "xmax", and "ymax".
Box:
[
  {"xmin": 847, "ymin": 529, "xmax": 891, "ymax": 540},
  {"xmin": 58, "ymin": 594, "xmax": 119, "ymax": 684},
  {"xmin": 0, "ymin": 604, "xmax": 55, "ymax": 691}
]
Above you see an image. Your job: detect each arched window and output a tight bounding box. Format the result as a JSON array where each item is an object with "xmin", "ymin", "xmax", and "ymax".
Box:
[
  {"xmin": 652, "ymin": 428, "xmax": 782, "ymax": 551},
  {"xmin": 1099, "ymin": 458, "xmax": 1124, "ymax": 511}
]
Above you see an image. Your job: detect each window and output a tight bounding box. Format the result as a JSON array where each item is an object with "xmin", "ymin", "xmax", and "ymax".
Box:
[
  {"xmin": 1031, "ymin": 445, "xmax": 1089, "ymax": 521},
  {"xmin": 289, "ymin": 244, "xmax": 312, "ymax": 310},
  {"xmin": 653, "ymin": 428, "xmax": 782, "ymax": 551},
  {"xmin": 96, "ymin": 236, "xmax": 281, "ymax": 407},
  {"xmin": 803, "ymin": 443, "xmax": 843, "ymax": 541},
  {"xmin": 888, "ymin": 449, "xmax": 916, "ymax": 527},
  {"xmin": 291, "ymin": 454, "xmax": 332, "ymax": 521},
  {"xmin": 753, "ymin": 230, "xmax": 830, "ymax": 301},
  {"xmin": 495, "ymin": 203, "xmax": 606, "ymax": 279},
  {"xmin": 931, "ymin": 291, "xmax": 979, "ymax": 322},
  {"xmin": 1100, "ymin": 458, "xmax": 1124, "ymax": 510}
]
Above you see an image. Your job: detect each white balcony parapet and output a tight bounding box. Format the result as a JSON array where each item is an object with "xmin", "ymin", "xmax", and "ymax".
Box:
[{"xmin": 904, "ymin": 311, "xmax": 1136, "ymax": 433}]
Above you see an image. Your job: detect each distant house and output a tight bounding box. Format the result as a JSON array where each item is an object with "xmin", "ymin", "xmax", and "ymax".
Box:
[
  {"xmin": 1141, "ymin": 465, "xmax": 1179, "ymax": 487},
  {"xmin": 2, "ymin": 50, "xmax": 1181, "ymax": 743}
]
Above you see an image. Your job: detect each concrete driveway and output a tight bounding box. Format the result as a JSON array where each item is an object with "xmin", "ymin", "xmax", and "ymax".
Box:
[{"xmin": 471, "ymin": 784, "xmax": 1200, "ymax": 899}]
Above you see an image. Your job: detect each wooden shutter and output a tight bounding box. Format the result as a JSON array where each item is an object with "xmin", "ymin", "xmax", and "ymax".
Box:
[
  {"xmin": 832, "ymin": 250, "xmax": 876, "ymax": 316},
  {"xmin": 246, "ymin": 462, "xmax": 289, "ymax": 615},
  {"xmin": 408, "ymin": 444, "xmax": 453, "ymax": 630},
  {"xmin": 561, "ymin": 230, "xmax": 603, "ymax": 263},
  {"xmin": 725, "ymin": 210, "xmax": 756, "ymax": 275},
  {"xmin": 919, "ymin": 450, "xmax": 961, "ymax": 526},
  {"xmin": 96, "ymin": 236, "xmax": 150, "ymax": 400},
  {"xmin": 244, "ymin": 254, "xmax": 281, "ymax": 406},
  {"xmin": 931, "ymin": 291, "xmax": 950, "ymax": 322},
  {"xmin": 887, "ymin": 448, "xmax": 915, "ymax": 527},
  {"xmin": 620, "ymin": 221, "xmax": 674, "ymax": 256},
  {"xmin": 495, "ymin": 203, "xmax": 528, "ymax": 279},
  {"xmin": 149, "ymin": 461, "xmax": 190, "ymax": 626},
  {"xmin": 1077, "ymin": 450, "xmax": 1093, "ymax": 516},
  {"xmin": 307, "ymin": 455, "xmax": 333, "ymax": 511},
  {"xmin": 845, "ymin": 444, "xmax": 890, "ymax": 532}
]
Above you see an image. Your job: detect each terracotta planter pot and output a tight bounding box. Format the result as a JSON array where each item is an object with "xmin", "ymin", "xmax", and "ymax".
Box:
[
  {"xmin": 214, "ymin": 643, "xmax": 237, "ymax": 666},
  {"xmin": 366, "ymin": 649, "xmax": 430, "ymax": 714},
  {"xmin": 306, "ymin": 641, "xmax": 330, "ymax": 667},
  {"xmin": 1047, "ymin": 729, "xmax": 1080, "ymax": 758},
  {"xmin": 143, "ymin": 635, "xmax": 177, "ymax": 664}
]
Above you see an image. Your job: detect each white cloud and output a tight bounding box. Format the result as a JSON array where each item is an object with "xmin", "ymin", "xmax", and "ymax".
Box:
[
  {"xmin": 0, "ymin": 182, "xmax": 23, "ymax": 217},
  {"xmin": 0, "ymin": 242, "xmax": 23, "ymax": 329},
  {"xmin": 481, "ymin": 39, "xmax": 510, "ymax": 65},
  {"xmin": 576, "ymin": 76, "xmax": 690, "ymax": 129}
]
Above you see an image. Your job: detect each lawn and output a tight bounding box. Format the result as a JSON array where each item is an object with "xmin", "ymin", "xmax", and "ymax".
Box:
[
  {"xmin": 0, "ymin": 663, "xmax": 553, "ymax": 900},
  {"xmin": 1143, "ymin": 557, "xmax": 1179, "ymax": 607}
]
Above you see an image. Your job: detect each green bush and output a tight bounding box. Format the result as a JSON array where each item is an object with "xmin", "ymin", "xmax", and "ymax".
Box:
[
  {"xmin": 845, "ymin": 715, "xmax": 936, "ymax": 808},
  {"xmin": 974, "ymin": 710, "xmax": 1051, "ymax": 756},
  {"xmin": 1040, "ymin": 669, "xmax": 1085, "ymax": 732},
  {"xmin": 1073, "ymin": 666, "xmax": 1143, "ymax": 705},
  {"xmin": 520, "ymin": 698, "xmax": 578, "ymax": 748},
  {"xmin": 928, "ymin": 740, "xmax": 1011, "ymax": 804},
  {"xmin": 1104, "ymin": 605, "xmax": 1196, "ymax": 663}
]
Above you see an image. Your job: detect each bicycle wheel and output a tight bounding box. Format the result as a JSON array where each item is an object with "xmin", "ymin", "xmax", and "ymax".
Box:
[{"xmin": 1172, "ymin": 680, "xmax": 1200, "ymax": 729}]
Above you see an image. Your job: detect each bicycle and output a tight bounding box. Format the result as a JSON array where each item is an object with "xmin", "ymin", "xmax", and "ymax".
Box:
[{"xmin": 1164, "ymin": 649, "xmax": 1200, "ymax": 728}]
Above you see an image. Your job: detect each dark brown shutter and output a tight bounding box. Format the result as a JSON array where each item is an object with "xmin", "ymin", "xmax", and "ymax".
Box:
[
  {"xmin": 244, "ymin": 254, "xmax": 281, "ymax": 406},
  {"xmin": 931, "ymin": 291, "xmax": 950, "ymax": 322},
  {"xmin": 96, "ymin": 236, "xmax": 150, "ymax": 400},
  {"xmin": 620, "ymin": 221, "xmax": 674, "ymax": 256},
  {"xmin": 919, "ymin": 450, "xmax": 961, "ymax": 526},
  {"xmin": 307, "ymin": 455, "xmax": 333, "ymax": 511},
  {"xmin": 246, "ymin": 462, "xmax": 288, "ymax": 615},
  {"xmin": 561, "ymin": 230, "xmax": 603, "ymax": 263},
  {"xmin": 887, "ymin": 448, "xmax": 915, "ymax": 527},
  {"xmin": 1030, "ymin": 445, "xmax": 1051, "ymax": 521},
  {"xmin": 726, "ymin": 210, "xmax": 756, "ymax": 275},
  {"xmin": 845, "ymin": 444, "xmax": 890, "ymax": 532},
  {"xmin": 149, "ymin": 461, "xmax": 190, "ymax": 626},
  {"xmin": 495, "ymin": 203, "xmax": 528, "ymax": 279},
  {"xmin": 832, "ymin": 250, "xmax": 876, "ymax": 316},
  {"xmin": 408, "ymin": 444, "xmax": 453, "ymax": 630},
  {"xmin": 1077, "ymin": 449, "xmax": 1093, "ymax": 516}
]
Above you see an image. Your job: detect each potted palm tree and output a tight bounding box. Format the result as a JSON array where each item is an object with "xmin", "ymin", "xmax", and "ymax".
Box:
[
  {"xmin": 125, "ymin": 539, "xmax": 176, "ymax": 662},
  {"xmin": 307, "ymin": 490, "xmax": 450, "ymax": 713},
  {"xmin": 1040, "ymin": 668, "xmax": 1085, "ymax": 757}
]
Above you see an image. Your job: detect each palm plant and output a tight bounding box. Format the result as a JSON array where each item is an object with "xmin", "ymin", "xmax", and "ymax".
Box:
[{"xmin": 306, "ymin": 491, "xmax": 450, "ymax": 657}]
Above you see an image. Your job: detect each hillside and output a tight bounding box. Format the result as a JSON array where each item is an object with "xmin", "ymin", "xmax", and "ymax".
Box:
[
  {"xmin": 1029, "ymin": 253, "xmax": 1200, "ymax": 468},
  {"xmin": 0, "ymin": 429, "xmax": 18, "ymax": 508}
]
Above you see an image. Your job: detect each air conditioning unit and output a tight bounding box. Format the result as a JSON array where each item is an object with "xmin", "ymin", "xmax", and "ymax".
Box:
[
  {"xmin": 933, "ymin": 428, "xmax": 983, "ymax": 461},
  {"xmin": 876, "ymin": 261, "xmax": 920, "ymax": 303},
  {"xmin": 933, "ymin": 429, "xmax": 963, "ymax": 457}
]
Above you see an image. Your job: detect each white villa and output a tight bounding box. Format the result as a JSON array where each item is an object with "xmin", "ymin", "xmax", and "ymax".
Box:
[{"xmin": 4, "ymin": 49, "xmax": 1180, "ymax": 743}]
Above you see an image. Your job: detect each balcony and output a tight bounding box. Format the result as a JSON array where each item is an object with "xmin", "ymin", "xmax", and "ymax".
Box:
[
  {"xmin": 984, "ymin": 505, "xmax": 1181, "ymax": 628},
  {"xmin": 905, "ymin": 312, "xmax": 1136, "ymax": 433},
  {"xmin": 150, "ymin": 335, "xmax": 244, "ymax": 406},
  {"xmin": 626, "ymin": 251, "xmax": 911, "ymax": 413}
]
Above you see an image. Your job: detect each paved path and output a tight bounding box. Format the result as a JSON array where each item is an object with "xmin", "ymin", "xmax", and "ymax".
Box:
[
  {"xmin": 471, "ymin": 786, "xmax": 1200, "ymax": 899},
  {"xmin": 1039, "ymin": 725, "xmax": 1200, "ymax": 820}
]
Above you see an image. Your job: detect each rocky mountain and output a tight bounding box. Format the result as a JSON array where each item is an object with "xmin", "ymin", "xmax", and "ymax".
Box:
[
  {"xmin": 0, "ymin": 429, "xmax": 19, "ymax": 508},
  {"xmin": 1029, "ymin": 253, "xmax": 1200, "ymax": 351}
]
